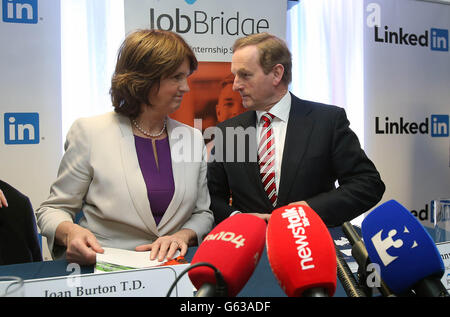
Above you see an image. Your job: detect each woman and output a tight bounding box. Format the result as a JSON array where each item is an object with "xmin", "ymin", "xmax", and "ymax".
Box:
[{"xmin": 36, "ymin": 29, "xmax": 214, "ymax": 265}]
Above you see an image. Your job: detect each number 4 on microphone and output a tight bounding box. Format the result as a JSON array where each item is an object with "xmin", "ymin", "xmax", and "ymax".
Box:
[{"xmin": 203, "ymin": 231, "xmax": 246, "ymax": 248}]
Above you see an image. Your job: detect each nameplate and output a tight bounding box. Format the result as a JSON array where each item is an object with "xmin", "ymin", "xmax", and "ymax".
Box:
[
  {"xmin": 23, "ymin": 264, "xmax": 194, "ymax": 297},
  {"xmin": 436, "ymin": 241, "xmax": 450, "ymax": 291}
]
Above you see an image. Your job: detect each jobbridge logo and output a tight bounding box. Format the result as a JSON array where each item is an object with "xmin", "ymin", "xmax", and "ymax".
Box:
[
  {"xmin": 2, "ymin": 0, "xmax": 38, "ymax": 24},
  {"xmin": 149, "ymin": 7, "xmax": 269, "ymax": 36}
]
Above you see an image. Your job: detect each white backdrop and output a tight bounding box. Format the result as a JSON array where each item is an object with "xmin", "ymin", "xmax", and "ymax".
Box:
[
  {"xmin": 363, "ymin": 0, "xmax": 450, "ymax": 229},
  {"xmin": 0, "ymin": 0, "xmax": 62, "ymax": 211},
  {"xmin": 124, "ymin": 0, "xmax": 287, "ymax": 62}
]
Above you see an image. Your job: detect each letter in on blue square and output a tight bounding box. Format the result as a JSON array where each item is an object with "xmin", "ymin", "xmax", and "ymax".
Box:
[
  {"xmin": 431, "ymin": 114, "xmax": 449, "ymax": 137},
  {"xmin": 4, "ymin": 112, "xmax": 40, "ymax": 144},
  {"xmin": 430, "ymin": 28, "xmax": 449, "ymax": 52},
  {"xmin": 2, "ymin": 0, "xmax": 38, "ymax": 24}
]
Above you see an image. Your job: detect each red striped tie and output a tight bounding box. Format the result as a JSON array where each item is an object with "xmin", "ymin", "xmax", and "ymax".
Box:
[{"xmin": 258, "ymin": 113, "xmax": 277, "ymax": 207}]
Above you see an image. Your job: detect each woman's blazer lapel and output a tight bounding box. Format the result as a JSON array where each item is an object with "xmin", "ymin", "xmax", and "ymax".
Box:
[
  {"xmin": 115, "ymin": 113, "xmax": 159, "ymax": 236},
  {"xmin": 157, "ymin": 118, "xmax": 186, "ymax": 229}
]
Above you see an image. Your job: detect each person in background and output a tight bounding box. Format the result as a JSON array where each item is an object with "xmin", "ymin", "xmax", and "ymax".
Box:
[
  {"xmin": 0, "ymin": 179, "xmax": 42, "ymax": 265},
  {"xmin": 206, "ymin": 73, "xmax": 247, "ymax": 160},
  {"xmin": 36, "ymin": 29, "xmax": 214, "ymax": 265},
  {"xmin": 207, "ymin": 32, "xmax": 385, "ymax": 225},
  {"xmin": 216, "ymin": 73, "xmax": 246, "ymax": 123}
]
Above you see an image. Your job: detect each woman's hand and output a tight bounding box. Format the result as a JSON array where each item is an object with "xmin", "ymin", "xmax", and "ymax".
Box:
[
  {"xmin": 135, "ymin": 229, "xmax": 197, "ymax": 262},
  {"xmin": 56, "ymin": 222, "xmax": 104, "ymax": 265}
]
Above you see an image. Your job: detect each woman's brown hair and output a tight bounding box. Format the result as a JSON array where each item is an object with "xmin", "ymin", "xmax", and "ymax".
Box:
[{"xmin": 110, "ymin": 29, "xmax": 198, "ymax": 118}]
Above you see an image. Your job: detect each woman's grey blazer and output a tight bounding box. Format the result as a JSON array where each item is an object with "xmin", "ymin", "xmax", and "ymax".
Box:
[{"xmin": 36, "ymin": 112, "xmax": 214, "ymax": 258}]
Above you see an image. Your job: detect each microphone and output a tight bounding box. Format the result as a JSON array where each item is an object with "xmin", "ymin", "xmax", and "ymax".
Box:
[
  {"xmin": 362, "ymin": 199, "xmax": 449, "ymax": 297},
  {"xmin": 342, "ymin": 222, "xmax": 395, "ymax": 297},
  {"xmin": 188, "ymin": 213, "xmax": 266, "ymax": 297},
  {"xmin": 266, "ymin": 204, "xmax": 336, "ymax": 297},
  {"xmin": 335, "ymin": 241, "xmax": 368, "ymax": 297}
]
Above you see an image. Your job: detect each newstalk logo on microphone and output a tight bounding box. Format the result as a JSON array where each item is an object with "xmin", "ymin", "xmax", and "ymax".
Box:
[{"xmin": 282, "ymin": 206, "xmax": 314, "ymax": 271}]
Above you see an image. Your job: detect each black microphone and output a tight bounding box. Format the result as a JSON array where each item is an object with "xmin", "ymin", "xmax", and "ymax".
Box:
[
  {"xmin": 335, "ymin": 241, "xmax": 368, "ymax": 297},
  {"xmin": 342, "ymin": 222, "xmax": 395, "ymax": 297}
]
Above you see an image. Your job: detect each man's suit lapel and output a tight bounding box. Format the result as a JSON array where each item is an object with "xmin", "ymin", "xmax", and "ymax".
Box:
[
  {"xmin": 278, "ymin": 94, "xmax": 314, "ymax": 205},
  {"xmin": 115, "ymin": 114, "xmax": 159, "ymax": 235}
]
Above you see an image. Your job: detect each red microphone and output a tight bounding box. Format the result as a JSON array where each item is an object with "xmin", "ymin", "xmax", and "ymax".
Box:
[
  {"xmin": 188, "ymin": 213, "xmax": 266, "ymax": 297},
  {"xmin": 267, "ymin": 205, "xmax": 337, "ymax": 297}
]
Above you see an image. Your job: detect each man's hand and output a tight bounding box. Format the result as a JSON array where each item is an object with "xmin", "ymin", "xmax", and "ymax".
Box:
[
  {"xmin": 0, "ymin": 189, "xmax": 7, "ymax": 208},
  {"xmin": 248, "ymin": 213, "xmax": 271, "ymax": 222},
  {"xmin": 288, "ymin": 201, "xmax": 310, "ymax": 207}
]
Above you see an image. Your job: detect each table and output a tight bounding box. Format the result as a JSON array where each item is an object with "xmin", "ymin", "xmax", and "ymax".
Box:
[{"xmin": 0, "ymin": 227, "xmax": 354, "ymax": 297}]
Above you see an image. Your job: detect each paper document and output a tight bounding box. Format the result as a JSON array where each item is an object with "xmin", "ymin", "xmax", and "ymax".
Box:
[{"xmin": 95, "ymin": 247, "xmax": 184, "ymax": 273}]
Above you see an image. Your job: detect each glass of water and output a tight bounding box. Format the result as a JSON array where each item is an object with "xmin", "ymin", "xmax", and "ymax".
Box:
[{"xmin": 431, "ymin": 199, "xmax": 450, "ymax": 243}]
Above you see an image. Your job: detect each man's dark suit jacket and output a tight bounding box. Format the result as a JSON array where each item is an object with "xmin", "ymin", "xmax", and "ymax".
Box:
[
  {"xmin": 0, "ymin": 180, "xmax": 42, "ymax": 265},
  {"xmin": 207, "ymin": 93, "xmax": 385, "ymax": 226}
]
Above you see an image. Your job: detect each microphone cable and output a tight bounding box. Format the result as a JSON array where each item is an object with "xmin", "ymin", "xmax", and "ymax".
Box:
[{"xmin": 165, "ymin": 262, "xmax": 227, "ymax": 297}]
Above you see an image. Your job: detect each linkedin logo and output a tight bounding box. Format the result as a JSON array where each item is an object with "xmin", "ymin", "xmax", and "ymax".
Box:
[
  {"xmin": 2, "ymin": 0, "xmax": 38, "ymax": 24},
  {"xmin": 4, "ymin": 113, "xmax": 40, "ymax": 144},
  {"xmin": 375, "ymin": 114, "xmax": 449, "ymax": 137},
  {"xmin": 431, "ymin": 28, "xmax": 449, "ymax": 52},
  {"xmin": 374, "ymin": 26, "xmax": 448, "ymax": 52}
]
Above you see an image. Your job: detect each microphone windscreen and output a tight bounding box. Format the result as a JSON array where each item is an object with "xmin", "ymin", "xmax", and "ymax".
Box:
[
  {"xmin": 266, "ymin": 205, "xmax": 337, "ymax": 297},
  {"xmin": 188, "ymin": 213, "xmax": 266, "ymax": 296},
  {"xmin": 362, "ymin": 199, "xmax": 445, "ymax": 294}
]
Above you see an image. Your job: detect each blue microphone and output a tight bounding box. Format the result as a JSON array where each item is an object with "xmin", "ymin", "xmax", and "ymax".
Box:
[{"xmin": 362, "ymin": 200, "xmax": 448, "ymax": 297}]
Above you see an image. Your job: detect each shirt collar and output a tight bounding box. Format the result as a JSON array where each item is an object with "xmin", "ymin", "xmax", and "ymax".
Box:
[{"xmin": 256, "ymin": 92, "xmax": 291, "ymax": 124}]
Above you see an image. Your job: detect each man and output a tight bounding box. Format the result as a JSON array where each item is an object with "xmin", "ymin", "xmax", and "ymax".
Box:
[{"xmin": 207, "ymin": 33, "xmax": 385, "ymax": 226}]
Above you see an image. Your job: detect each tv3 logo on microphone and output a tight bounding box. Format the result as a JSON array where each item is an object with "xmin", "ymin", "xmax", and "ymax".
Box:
[
  {"xmin": 2, "ymin": 0, "xmax": 38, "ymax": 24},
  {"xmin": 370, "ymin": 226, "xmax": 419, "ymax": 266},
  {"xmin": 4, "ymin": 113, "xmax": 40, "ymax": 145}
]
